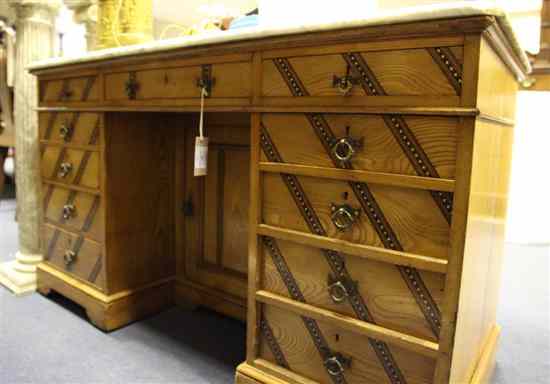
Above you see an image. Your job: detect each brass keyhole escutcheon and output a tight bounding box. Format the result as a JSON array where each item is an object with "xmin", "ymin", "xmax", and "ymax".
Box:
[{"xmin": 330, "ymin": 203, "xmax": 360, "ymax": 232}]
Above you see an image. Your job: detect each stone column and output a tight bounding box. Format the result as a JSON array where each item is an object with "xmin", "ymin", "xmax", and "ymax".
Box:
[
  {"xmin": 64, "ymin": 0, "xmax": 98, "ymax": 50},
  {"xmin": 0, "ymin": 0, "xmax": 60, "ymax": 295}
]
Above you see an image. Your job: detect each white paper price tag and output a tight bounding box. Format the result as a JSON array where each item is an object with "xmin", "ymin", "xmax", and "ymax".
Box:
[{"xmin": 194, "ymin": 136, "xmax": 209, "ymax": 176}]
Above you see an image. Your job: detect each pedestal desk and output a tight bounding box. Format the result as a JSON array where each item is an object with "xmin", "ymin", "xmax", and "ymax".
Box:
[{"xmin": 29, "ymin": 5, "xmax": 529, "ymax": 384}]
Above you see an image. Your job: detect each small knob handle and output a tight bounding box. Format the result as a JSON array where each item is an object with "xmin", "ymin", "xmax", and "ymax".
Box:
[
  {"xmin": 58, "ymin": 162, "xmax": 73, "ymax": 178},
  {"xmin": 330, "ymin": 203, "xmax": 360, "ymax": 232},
  {"xmin": 63, "ymin": 250, "xmax": 77, "ymax": 266},
  {"xmin": 59, "ymin": 122, "xmax": 73, "ymax": 142},
  {"xmin": 327, "ymin": 274, "xmax": 358, "ymax": 304},
  {"xmin": 324, "ymin": 353, "xmax": 352, "ymax": 377},
  {"xmin": 62, "ymin": 204, "xmax": 75, "ymax": 220},
  {"xmin": 60, "ymin": 86, "xmax": 73, "ymax": 101}
]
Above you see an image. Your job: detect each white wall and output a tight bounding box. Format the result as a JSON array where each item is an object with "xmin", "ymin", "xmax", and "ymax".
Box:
[{"xmin": 506, "ymin": 92, "xmax": 550, "ymax": 244}]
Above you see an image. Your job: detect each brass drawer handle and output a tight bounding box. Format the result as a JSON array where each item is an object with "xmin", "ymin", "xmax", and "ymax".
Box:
[
  {"xmin": 60, "ymin": 85, "xmax": 73, "ymax": 101},
  {"xmin": 63, "ymin": 250, "xmax": 77, "ymax": 266},
  {"xmin": 324, "ymin": 353, "xmax": 352, "ymax": 376},
  {"xmin": 327, "ymin": 274, "xmax": 358, "ymax": 304},
  {"xmin": 332, "ymin": 65, "xmax": 359, "ymax": 96},
  {"xmin": 58, "ymin": 162, "xmax": 73, "ymax": 178},
  {"xmin": 331, "ymin": 130, "xmax": 363, "ymax": 163},
  {"xmin": 125, "ymin": 72, "xmax": 140, "ymax": 100},
  {"xmin": 330, "ymin": 203, "xmax": 360, "ymax": 232},
  {"xmin": 59, "ymin": 122, "xmax": 73, "ymax": 142},
  {"xmin": 62, "ymin": 204, "xmax": 76, "ymax": 220}
]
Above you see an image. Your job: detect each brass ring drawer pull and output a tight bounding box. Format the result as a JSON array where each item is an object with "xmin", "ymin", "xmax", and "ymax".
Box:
[
  {"xmin": 62, "ymin": 204, "xmax": 76, "ymax": 220},
  {"xmin": 58, "ymin": 162, "xmax": 73, "ymax": 178},
  {"xmin": 330, "ymin": 203, "xmax": 360, "ymax": 232},
  {"xmin": 324, "ymin": 353, "xmax": 352, "ymax": 376},
  {"xmin": 327, "ymin": 274, "xmax": 358, "ymax": 303},
  {"xmin": 331, "ymin": 135, "xmax": 363, "ymax": 163},
  {"xmin": 59, "ymin": 122, "xmax": 74, "ymax": 142},
  {"xmin": 63, "ymin": 250, "xmax": 77, "ymax": 266}
]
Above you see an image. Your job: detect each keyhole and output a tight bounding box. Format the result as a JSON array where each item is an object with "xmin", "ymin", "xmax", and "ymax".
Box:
[
  {"xmin": 164, "ymin": 73, "xmax": 169, "ymax": 84},
  {"xmin": 335, "ymin": 334, "xmax": 340, "ymax": 342},
  {"xmin": 345, "ymin": 126, "xmax": 351, "ymax": 136},
  {"xmin": 342, "ymin": 191, "xmax": 349, "ymax": 200}
]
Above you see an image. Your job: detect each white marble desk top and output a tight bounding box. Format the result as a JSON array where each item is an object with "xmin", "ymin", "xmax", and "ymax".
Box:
[{"xmin": 28, "ymin": 1, "xmax": 531, "ymax": 74}]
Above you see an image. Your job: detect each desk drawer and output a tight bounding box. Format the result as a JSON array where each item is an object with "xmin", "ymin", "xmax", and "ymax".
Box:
[
  {"xmin": 104, "ymin": 60, "xmax": 251, "ymax": 102},
  {"xmin": 39, "ymin": 75, "xmax": 99, "ymax": 104},
  {"xmin": 42, "ymin": 224, "xmax": 105, "ymax": 290},
  {"xmin": 259, "ymin": 304, "xmax": 436, "ymax": 384},
  {"xmin": 39, "ymin": 112, "xmax": 102, "ymax": 147},
  {"xmin": 261, "ymin": 113, "xmax": 458, "ymax": 179},
  {"xmin": 262, "ymin": 45, "xmax": 463, "ymax": 106},
  {"xmin": 43, "ymin": 185, "xmax": 103, "ymax": 242},
  {"xmin": 261, "ymin": 173, "xmax": 450, "ymax": 259},
  {"xmin": 41, "ymin": 146, "xmax": 100, "ymax": 190},
  {"xmin": 262, "ymin": 237, "xmax": 444, "ymax": 342}
]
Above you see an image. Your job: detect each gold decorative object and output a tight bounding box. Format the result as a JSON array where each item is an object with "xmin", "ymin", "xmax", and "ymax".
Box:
[{"xmin": 97, "ymin": 0, "xmax": 153, "ymax": 49}]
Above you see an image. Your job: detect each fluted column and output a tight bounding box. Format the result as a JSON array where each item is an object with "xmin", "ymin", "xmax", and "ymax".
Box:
[{"xmin": 0, "ymin": 0, "xmax": 60, "ymax": 295}]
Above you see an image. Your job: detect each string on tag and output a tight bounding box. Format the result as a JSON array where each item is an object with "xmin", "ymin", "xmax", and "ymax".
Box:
[{"xmin": 194, "ymin": 86, "xmax": 209, "ymax": 176}]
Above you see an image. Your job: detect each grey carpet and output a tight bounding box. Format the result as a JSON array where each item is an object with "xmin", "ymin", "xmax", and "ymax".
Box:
[{"xmin": 1, "ymin": 188, "xmax": 548, "ymax": 383}]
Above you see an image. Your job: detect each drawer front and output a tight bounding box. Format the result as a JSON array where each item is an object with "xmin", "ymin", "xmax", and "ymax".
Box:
[
  {"xmin": 261, "ymin": 113, "xmax": 458, "ymax": 179},
  {"xmin": 259, "ymin": 304, "xmax": 436, "ymax": 384},
  {"xmin": 262, "ymin": 238, "xmax": 444, "ymax": 342},
  {"xmin": 39, "ymin": 112, "xmax": 102, "ymax": 147},
  {"xmin": 41, "ymin": 146, "xmax": 100, "ymax": 190},
  {"xmin": 262, "ymin": 45, "xmax": 463, "ymax": 106},
  {"xmin": 104, "ymin": 61, "xmax": 251, "ymax": 102},
  {"xmin": 39, "ymin": 75, "xmax": 99, "ymax": 104},
  {"xmin": 42, "ymin": 185, "xmax": 104, "ymax": 242},
  {"xmin": 42, "ymin": 224, "xmax": 105, "ymax": 290},
  {"xmin": 262, "ymin": 173, "xmax": 450, "ymax": 259}
]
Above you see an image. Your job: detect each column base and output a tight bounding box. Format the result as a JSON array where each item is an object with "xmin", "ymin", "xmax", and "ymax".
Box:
[{"xmin": 0, "ymin": 260, "xmax": 37, "ymax": 296}]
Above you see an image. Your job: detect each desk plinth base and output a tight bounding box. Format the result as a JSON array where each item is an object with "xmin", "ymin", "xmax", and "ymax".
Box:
[
  {"xmin": 37, "ymin": 263, "xmax": 174, "ymax": 331},
  {"xmin": 235, "ymin": 325, "xmax": 501, "ymax": 384}
]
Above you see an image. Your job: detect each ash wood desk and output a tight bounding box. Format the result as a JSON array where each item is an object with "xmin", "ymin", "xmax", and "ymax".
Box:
[{"xmin": 29, "ymin": 6, "xmax": 529, "ymax": 384}]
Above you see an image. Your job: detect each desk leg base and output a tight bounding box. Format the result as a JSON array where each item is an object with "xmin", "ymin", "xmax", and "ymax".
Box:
[{"xmin": 37, "ymin": 265, "xmax": 174, "ymax": 331}]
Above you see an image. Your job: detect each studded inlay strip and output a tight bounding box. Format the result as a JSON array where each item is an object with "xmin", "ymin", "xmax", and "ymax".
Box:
[
  {"xmin": 88, "ymin": 116, "xmax": 101, "ymax": 145},
  {"xmin": 44, "ymin": 229, "xmax": 60, "ymax": 261},
  {"xmin": 88, "ymin": 256, "xmax": 103, "ymax": 284},
  {"xmin": 261, "ymin": 127, "xmax": 407, "ymax": 384},
  {"xmin": 260, "ymin": 317, "xmax": 290, "ymax": 370},
  {"xmin": 273, "ymin": 57, "xmax": 443, "ymax": 338},
  {"xmin": 43, "ymin": 112, "xmax": 58, "ymax": 141},
  {"xmin": 73, "ymin": 151, "xmax": 92, "ymax": 186},
  {"xmin": 82, "ymin": 196, "xmax": 100, "ymax": 233},
  {"xmin": 81, "ymin": 77, "xmax": 96, "ymax": 101},
  {"xmin": 262, "ymin": 236, "xmax": 348, "ymax": 384},
  {"xmin": 427, "ymin": 47, "xmax": 463, "ymax": 95}
]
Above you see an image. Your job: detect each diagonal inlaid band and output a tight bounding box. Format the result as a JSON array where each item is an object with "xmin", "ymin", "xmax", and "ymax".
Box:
[
  {"xmin": 88, "ymin": 256, "xmax": 102, "ymax": 283},
  {"xmin": 260, "ymin": 317, "xmax": 291, "ymax": 370},
  {"xmin": 273, "ymin": 57, "xmax": 443, "ymax": 338},
  {"xmin": 261, "ymin": 127, "xmax": 407, "ymax": 384},
  {"xmin": 427, "ymin": 47, "xmax": 463, "ymax": 95},
  {"xmin": 81, "ymin": 77, "xmax": 96, "ymax": 101},
  {"xmin": 263, "ymin": 236, "xmax": 348, "ymax": 384},
  {"xmin": 342, "ymin": 52, "xmax": 453, "ymax": 224}
]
